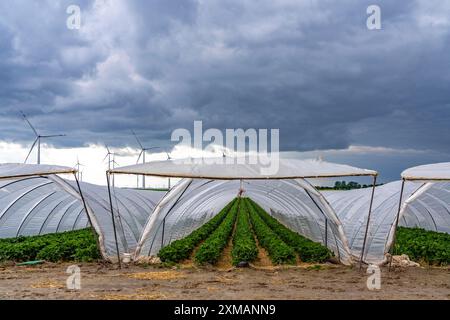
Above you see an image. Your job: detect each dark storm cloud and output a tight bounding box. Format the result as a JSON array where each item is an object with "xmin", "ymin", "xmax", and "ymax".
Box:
[{"xmin": 0, "ymin": 0, "xmax": 449, "ymax": 157}]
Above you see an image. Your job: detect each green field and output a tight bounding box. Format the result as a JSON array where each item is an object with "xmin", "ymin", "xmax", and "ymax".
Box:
[
  {"xmin": 159, "ymin": 197, "xmax": 332, "ymax": 266},
  {"xmin": 0, "ymin": 228, "xmax": 100, "ymax": 263}
]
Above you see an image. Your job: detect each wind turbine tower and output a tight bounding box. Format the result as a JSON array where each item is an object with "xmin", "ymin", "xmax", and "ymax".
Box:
[
  {"xmin": 132, "ymin": 130, "xmax": 159, "ymax": 189},
  {"xmin": 104, "ymin": 145, "xmax": 119, "ymax": 187},
  {"xmin": 74, "ymin": 156, "xmax": 85, "ymax": 181},
  {"xmin": 165, "ymin": 150, "xmax": 172, "ymax": 189}
]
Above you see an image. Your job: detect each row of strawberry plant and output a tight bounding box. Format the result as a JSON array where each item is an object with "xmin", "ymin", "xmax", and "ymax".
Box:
[
  {"xmin": 393, "ymin": 227, "xmax": 450, "ymax": 265},
  {"xmin": 245, "ymin": 198, "xmax": 296, "ymax": 264},
  {"xmin": 231, "ymin": 199, "xmax": 258, "ymax": 265},
  {"xmin": 247, "ymin": 199, "xmax": 332, "ymax": 263},
  {"xmin": 194, "ymin": 199, "xmax": 240, "ymax": 265},
  {"xmin": 0, "ymin": 228, "xmax": 100, "ymax": 262},
  {"xmin": 158, "ymin": 198, "xmax": 237, "ymax": 263}
]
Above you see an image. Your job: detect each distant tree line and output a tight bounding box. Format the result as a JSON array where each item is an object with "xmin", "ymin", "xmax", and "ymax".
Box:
[{"xmin": 316, "ymin": 181, "xmax": 383, "ymax": 191}]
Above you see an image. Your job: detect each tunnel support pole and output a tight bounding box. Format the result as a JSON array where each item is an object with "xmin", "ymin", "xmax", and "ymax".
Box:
[
  {"xmin": 359, "ymin": 175, "xmax": 378, "ymax": 270},
  {"xmin": 389, "ymin": 178, "xmax": 406, "ymax": 272},
  {"xmin": 106, "ymin": 172, "xmax": 121, "ymax": 269}
]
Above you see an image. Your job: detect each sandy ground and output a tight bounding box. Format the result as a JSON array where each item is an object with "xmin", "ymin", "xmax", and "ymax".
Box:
[{"xmin": 0, "ymin": 262, "xmax": 448, "ymax": 300}]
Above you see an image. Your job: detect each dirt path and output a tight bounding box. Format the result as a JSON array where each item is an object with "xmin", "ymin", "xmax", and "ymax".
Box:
[
  {"xmin": 215, "ymin": 235, "xmax": 234, "ymax": 270},
  {"xmin": 0, "ymin": 262, "xmax": 448, "ymax": 300},
  {"xmin": 252, "ymin": 241, "xmax": 273, "ymax": 267}
]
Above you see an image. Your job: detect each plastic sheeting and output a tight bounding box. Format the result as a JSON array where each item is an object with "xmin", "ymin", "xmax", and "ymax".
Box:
[
  {"xmin": 402, "ymin": 162, "xmax": 450, "ymax": 181},
  {"xmin": 0, "ymin": 163, "xmax": 75, "ymax": 180},
  {"xmin": 134, "ymin": 178, "xmax": 353, "ymax": 265},
  {"xmin": 109, "ymin": 158, "xmax": 377, "ymax": 179},
  {"xmin": 324, "ymin": 181, "xmax": 450, "ymax": 265},
  {"xmin": 0, "ymin": 175, "xmax": 164, "ymax": 261}
]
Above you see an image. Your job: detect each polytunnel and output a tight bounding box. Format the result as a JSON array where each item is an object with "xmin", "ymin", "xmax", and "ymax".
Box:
[
  {"xmin": 109, "ymin": 157, "xmax": 378, "ymax": 265},
  {"xmin": 0, "ymin": 164, "xmax": 165, "ymax": 262},
  {"xmin": 134, "ymin": 178, "xmax": 353, "ymax": 264},
  {"xmin": 324, "ymin": 174, "xmax": 450, "ymax": 265}
]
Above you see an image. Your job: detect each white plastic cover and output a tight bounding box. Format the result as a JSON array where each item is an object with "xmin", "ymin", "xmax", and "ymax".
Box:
[
  {"xmin": 0, "ymin": 176, "xmax": 164, "ymax": 261},
  {"xmin": 109, "ymin": 158, "xmax": 377, "ymax": 179},
  {"xmin": 0, "ymin": 163, "xmax": 75, "ymax": 180},
  {"xmin": 324, "ymin": 181, "xmax": 450, "ymax": 265},
  {"xmin": 135, "ymin": 178, "xmax": 353, "ymax": 265},
  {"xmin": 402, "ymin": 162, "xmax": 450, "ymax": 181}
]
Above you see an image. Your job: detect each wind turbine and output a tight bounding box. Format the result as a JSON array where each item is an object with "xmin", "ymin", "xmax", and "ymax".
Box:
[
  {"xmin": 103, "ymin": 145, "xmax": 115, "ymax": 171},
  {"xmin": 131, "ymin": 130, "xmax": 159, "ymax": 189},
  {"xmin": 74, "ymin": 156, "xmax": 85, "ymax": 181},
  {"xmin": 164, "ymin": 149, "xmax": 172, "ymax": 189},
  {"xmin": 104, "ymin": 145, "xmax": 119, "ymax": 187},
  {"xmin": 21, "ymin": 111, "xmax": 66, "ymax": 164}
]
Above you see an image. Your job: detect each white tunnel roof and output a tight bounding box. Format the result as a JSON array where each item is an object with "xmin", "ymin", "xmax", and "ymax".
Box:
[
  {"xmin": 0, "ymin": 163, "xmax": 76, "ymax": 180},
  {"xmin": 402, "ymin": 162, "xmax": 450, "ymax": 181},
  {"xmin": 109, "ymin": 157, "xmax": 377, "ymax": 180}
]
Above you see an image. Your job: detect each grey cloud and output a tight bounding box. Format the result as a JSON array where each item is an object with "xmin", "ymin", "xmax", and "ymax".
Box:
[{"xmin": 0, "ymin": 0, "xmax": 449, "ymax": 168}]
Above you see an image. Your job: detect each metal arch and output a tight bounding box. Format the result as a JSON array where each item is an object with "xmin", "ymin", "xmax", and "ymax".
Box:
[
  {"xmin": 249, "ymin": 192, "xmax": 322, "ymax": 242},
  {"xmin": 163, "ymin": 181, "xmax": 235, "ymax": 243},
  {"xmin": 106, "ymin": 191, "xmax": 142, "ymax": 245},
  {"xmin": 253, "ymin": 190, "xmax": 342, "ymax": 261},
  {"xmin": 131, "ymin": 190, "xmax": 162, "ymax": 209},
  {"xmin": 248, "ymin": 185, "xmax": 325, "ymax": 241},
  {"xmin": 151, "ymin": 180, "xmax": 221, "ymax": 233},
  {"xmin": 163, "ymin": 190, "xmax": 234, "ymax": 243},
  {"xmin": 39, "ymin": 198, "xmax": 79, "ymax": 235},
  {"xmin": 162, "ymin": 184, "xmax": 239, "ymax": 245},
  {"xmin": 38, "ymin": 197, "xmax": 75, "ymax": 235},
  {"xmin": 115, "ymin": 191, "xmax": 155, "ymax": 228},
  {"xmin": 56, "ymin": 201, "xmax": 82, "ymax": 233},
  {"xmin": 0, "ymin": 176, "xmax": 47, "ymax": 192},
  {"xmin": 119, "ymin": 193, "xmax": 153, "ymax": 223},
  {"xmin": 245, "ymin": 181, "xmax": 345, "ymax": 261},
  {"xmin": 417, "ymin": 191, "xmax": 450, "ymax": 218},
  {"xmin": 72, "ymin": 207, "xmax": 87, "ymax": 230},
  {"xmin": 16, "ymin": 191, "xmax": 58, "ymax": 237},
  {"xmin": 0, "ymin": 180, "xmax": 54, "ymax": 224}
]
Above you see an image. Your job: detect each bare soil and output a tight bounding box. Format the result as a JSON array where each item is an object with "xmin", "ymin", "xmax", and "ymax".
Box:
[{"xmin": 0, "ymin": 262, "xmax": 448, "ymax": 300}]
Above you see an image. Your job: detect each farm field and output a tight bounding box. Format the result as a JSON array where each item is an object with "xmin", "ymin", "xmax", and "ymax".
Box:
[
  {"xmin": 158, "ymin": 198, "xmax": 333, "ymax": 267},
  {"xmin": 0, "ymin": 197, "xmax": 449, "ymax": 300},
  {"xmin": 0, "ymin": 262, "xmax": 448, "ymax": 300}
]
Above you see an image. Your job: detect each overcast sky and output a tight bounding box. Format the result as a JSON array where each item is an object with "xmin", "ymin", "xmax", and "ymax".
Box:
[{"xmin": 1, "ymin": 0, "xmax": 449, "ymax": 184}]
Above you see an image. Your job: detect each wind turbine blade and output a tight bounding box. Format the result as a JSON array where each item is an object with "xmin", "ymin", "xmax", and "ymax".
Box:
[
  {"xmin": 136, "ymin": 150, "xmax": 143, "ymax": 164},
  {"xmin": 103, "ymin": 153, "xmax": 109, "ymax": 162},
  {"xmin": 24, "ymin": 137, "xmax": 38, "ymax": 164},
  {"xmin": 41, "ymin": 134, "xmax": 66, "ymax": 138},
  {"xmin": 105, "ymin": 144, "xmax": 111, "ymax": 154},
  {"xmin": 20, "ymin": 111, "xmax": 38, "ymax": 137},
  {"xmin": 131, "ymin": 130, "xmax": 144, "ymax": 149}
]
